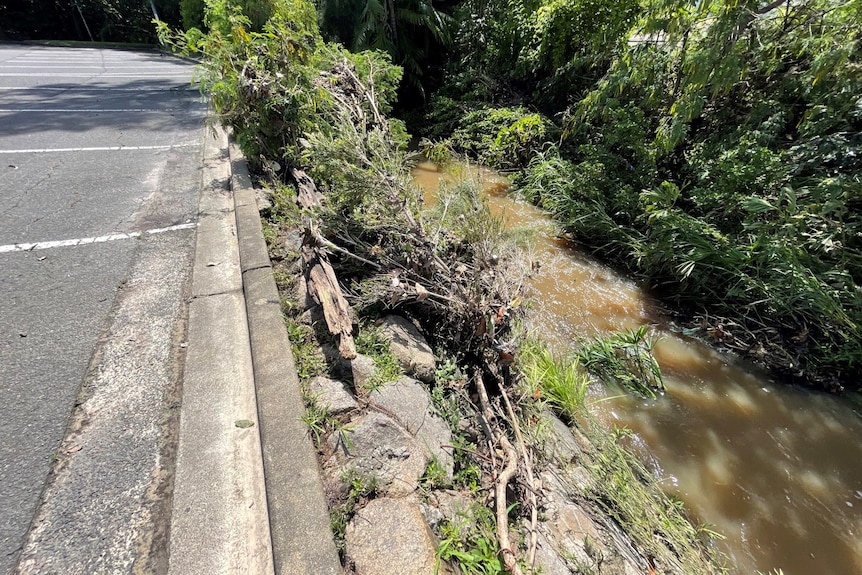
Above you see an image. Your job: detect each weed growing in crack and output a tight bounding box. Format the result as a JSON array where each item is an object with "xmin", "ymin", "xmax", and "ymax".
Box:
[
  {"xmin": 285, "ymin": 320, "xmax": 327, "ymax": 381},
  {"xmin": 435, "ymin": 506, "xmax": 507, "ymax": 575},
  {"xmin": 301, "ymin": 397, "xmax": 330, "ymax": 446},
  {"xmin": 420, "ymin": 456, "xmax": 451, "ymax": 491},
  {"xmin": 330, "ymin": 469, "xmax": 378, "ymax": 557},
  {"xmin": 354, "ymin": 323, "xmax": 401, "ymax": 392}
]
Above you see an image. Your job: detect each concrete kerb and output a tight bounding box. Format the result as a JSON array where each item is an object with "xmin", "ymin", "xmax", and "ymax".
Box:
[
  {"xmin": 169, "ymin": 125, "xmax": 274, "ymax": 575},
  {"xmin": 229, "ymin": 142, "xmax": 343, "ymax": 575}
]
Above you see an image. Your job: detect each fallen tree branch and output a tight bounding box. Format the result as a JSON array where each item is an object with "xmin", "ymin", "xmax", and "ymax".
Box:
[
  {"xmin": 318, "ymin": 235, "xmax": 383, "ymax": 271},
  {"xmin": 292, "ymin": 168, "xmax": 323, "ymax": 209},
  {"xmin": 302, "ymin": 231, "xmax": 357, "ymax": 360},
  {"xmin": 475, "ymin": 373, "xmax": 525, "ymax": 575},
  {"xmin": 500, "ymin": 385, "xmax": 538, "ymax": 570},
  {"xmin": 339, "ymin": 58, "xmax": 386, "ymax": 130}
]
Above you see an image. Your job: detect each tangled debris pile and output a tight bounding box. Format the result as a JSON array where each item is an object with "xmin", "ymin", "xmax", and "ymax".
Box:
[
  {"xmin": 260, "ymin": 53, "xmax": 726, "ymax": 575},
  {"xmin": 289, "ymin": 59, "xmax": 539, "ymax": 572}
]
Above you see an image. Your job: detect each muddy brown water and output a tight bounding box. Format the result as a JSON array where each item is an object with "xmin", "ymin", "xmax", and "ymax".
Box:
[{"xmin": 412, "ymin": 161, "xmax": 862, "ymax": 575}]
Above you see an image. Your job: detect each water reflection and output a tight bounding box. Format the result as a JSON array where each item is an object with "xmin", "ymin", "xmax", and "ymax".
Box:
[{"xmin": 413, "ymin": 161, "xmax": 862, "ymax": 575}]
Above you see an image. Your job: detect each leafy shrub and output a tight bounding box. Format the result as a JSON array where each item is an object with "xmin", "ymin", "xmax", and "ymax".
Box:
[{"xmin": 449, "ymin": 107, "xmax": 554, "ymax": 169}]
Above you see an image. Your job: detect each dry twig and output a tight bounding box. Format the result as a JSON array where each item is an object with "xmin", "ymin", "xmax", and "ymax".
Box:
[
  {"xmin": 500, "ymin": 386, "xmax": 539, "ymax": 570},
  {"xmin": 475, "ymin": 373, "xmax": 525, "ymax": 575}
]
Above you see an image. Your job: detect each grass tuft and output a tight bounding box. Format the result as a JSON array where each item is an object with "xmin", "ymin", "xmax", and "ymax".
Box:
[
  {"xmin": 518, "ymin": 339, "xmax": 588, "ymax": 422},
  {"xmin": 576, "ymin": 326, "xmax": 664, "ymax": 399},
  {"xmin": 354, "ymin": 323, "xmax": 402, "ymax": 392}
]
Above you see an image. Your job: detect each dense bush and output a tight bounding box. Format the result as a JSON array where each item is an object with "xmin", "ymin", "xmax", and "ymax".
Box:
[
  {"xmin": 448, "ymin": 107, "xmax": 556, "ymax": 169},
  {"xmin": 160, "ymin": 0, "xmax": 403, "ymax": 170},
  {"xmin": 428, "ymin": 0, "xmax": 862, "ymax": 389}
]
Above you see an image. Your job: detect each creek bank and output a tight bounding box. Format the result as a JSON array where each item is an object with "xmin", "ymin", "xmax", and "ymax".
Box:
[
  {"xmin": 301, "ymin": 311, "xmax": 645, "ymax": 575},
  {"xmin": 233, "ymin": 40, "xmax": 722, "ymax": 574},
  {"xmin": 268, "ymin": 227, "xmax": 721, "ymax": 573}
]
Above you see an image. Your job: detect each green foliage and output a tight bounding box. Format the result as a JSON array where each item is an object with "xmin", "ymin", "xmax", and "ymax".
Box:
[
  {"xmin": 427, "ymin": 176, "xmax": 505, "ymax": 251},
  {"xmin": 529, "ymin": 0, "xmax": 641, "ymax": 70},
  {"xmin": 330, "ymin": 469, "xmax": 378, "ymax": 555},
  {"xmin": 419, "ymin": 0, "xmax": 862, "ymax": 387},
  {"xmin": 423, "ymin": 0, "xmax": 642, "ymax": 112},
  {"xmin": 286, "ymin": 320, "xmax": 327, "ymax": 380},
  {"xmin": 576, "ymin": 327, "xmax": 664, "ymax": 399},
  {"xmin": 485, "ymin": 0, "xmax": 862, "ymax": 388},
  {"xmin": 314, "ymin": 0, "xmax": 452, "ymax": 95},
  {"xmin": 420, "ymin": 456, "xmax": 451, "ymax": 490},
  {"xmin": 181, "ymin": 0, "xmax": 206, "ymax": 29},
  {"xmin": 449, "ymin": 107, "xmax": 554, "ymax": 169},
  {"xmin": 159, "ymin": 1, "xmax": 323, "ymax": 163},
  {"xmin": 518, "ymin": 340, "xmax": 588, "ymax": 422},
  {"xmin": 301, "ymin": 397, "xmax": 332, "ymax": 444},
  {"xmin": 354, "ymin": 324, "xmax": 402, "ymax": 392},
  {"xmin": 204, "ymin": 0, "xmax": 315, "ymax": 33},
  {"xmin": 429, "ymin": 363, "xmax": 485, "ymax": 493},
  {"xmin": 436, "ymin": 512, "xmax": 506, "ymax": 575},
  {"xmin": 514, "ymin": 148, "xmax": 641, "ymax": 258},
  {"xmin": 159, "ymin": 0, "xmax": 406, "ymax": 182}
]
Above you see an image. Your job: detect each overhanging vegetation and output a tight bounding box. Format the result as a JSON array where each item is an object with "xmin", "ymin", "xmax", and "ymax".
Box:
[{"xmin": 418, "ymin": 0, "xmax": 862, "ymax": 391}]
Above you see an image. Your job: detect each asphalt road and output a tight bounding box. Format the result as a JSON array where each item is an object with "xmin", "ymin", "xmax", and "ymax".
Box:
[{"xmin": 0, "ymin": 45, "xmax": 206, "ymax": 573}]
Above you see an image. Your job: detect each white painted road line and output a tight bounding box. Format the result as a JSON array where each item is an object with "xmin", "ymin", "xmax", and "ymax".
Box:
[
  {"xmin": 0, "ymin": 73, "xmax": 192, "ymax": 77},
  {"xmin": 0, "ymin": 65, "xmax": 163, "ymax": 69},
  {"xmin": 0, "ymin": 87, "xmax": 197, "ymax": 92},
  {"xmin": 0, "ymin": 109, "xmax": 174, "ymax": 113},
  {"xmin": 0, "ymin": 223, "xmax": 197, "ymax": 253},
  {"xmin": 0, "ymin": 143, "xmax": 198, "ymax": 154}
]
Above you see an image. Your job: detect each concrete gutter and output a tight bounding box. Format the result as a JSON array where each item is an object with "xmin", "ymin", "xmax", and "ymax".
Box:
[
  {"xmin": 231, "ymin": 142, "xmax": 342, "ymax": 575},
  {"xmin": 169, "ymin": 126, "xmax": 273, "ymax": 575},
  {"xmin": 168, "ymin": 126, "xmax": 341, "ymax": 574}
]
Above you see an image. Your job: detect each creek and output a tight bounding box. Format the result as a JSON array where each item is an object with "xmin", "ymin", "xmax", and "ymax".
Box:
[{"xmin": 412, "ymin": 161, "xmax": 862, "ymax": 575}]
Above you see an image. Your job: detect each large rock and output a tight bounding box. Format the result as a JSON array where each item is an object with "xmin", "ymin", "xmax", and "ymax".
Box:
[
  {"xmin": 283, "ymin": 228, "xmax": 303, "ymax": 253},
  {"xmin": 346, "ymin": 498, "xmax": 453, "ymax": 575},
  {"xmin": 379, "ymin": 315, "xmax": 436, "ymax": 383},
  {"xmin": 308, "ymin": 376, "xmax": 357, "ymax": 415},
  {"xmin": 326, "ymin": 411, "xmax": 427, "ymax": 497},
  {"xmin": 370, "ymin": 376, "xmax": 453, "ymax": 478},
  {"xmin": 546, "ymin": 413, "xmax": 582, "ymax": 464},
  {"xmin": 349, "ymin": 354, "xmax": 377, "ymax": 389},
  {"xmin": 544, "ymin": 501, "xmax": 605, "ymax": 566},
  {"xmin": 532, "ymin": 530, "xmax": 574, "ymax": 575},
  {"xmin": 539, "ymin": 481, "xmax": 640, "ymax": 575}
]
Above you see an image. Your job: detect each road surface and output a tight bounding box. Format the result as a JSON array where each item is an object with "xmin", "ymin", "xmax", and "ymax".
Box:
[{"xmin": 0, "ymin": 44, "xmax": 206, "ymax": 573}]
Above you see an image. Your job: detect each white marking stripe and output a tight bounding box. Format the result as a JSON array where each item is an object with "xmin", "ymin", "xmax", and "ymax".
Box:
[
  {"xmin": 8, "ymin": 63, "xmax": 180, "ymax": 67},
  {"xmin": 0, "ymin": 87, "xmax": 197, "ymax": 92},
  {"xmin": 0, "ymin": 223, "xmax": 197, "ymax": 254},
  {"xmin": 0, "ymin": 143, "xmax": 197, "ymax": 154},
  {"xmin": 0, "ymin": 73, "xmax": 190, "ymax": 77},
  {"xmin": 0, "ymin": 65, "xmax": 174, "ymax": 69},
  {"xmin": 0, "ymin": 108, "xmax": 173, "ymax": 113}
]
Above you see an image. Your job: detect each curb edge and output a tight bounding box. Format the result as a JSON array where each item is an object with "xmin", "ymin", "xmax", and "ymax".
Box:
[{"xmin": 229, "ymin": 142, "xmax": 343, "ymax": 575}]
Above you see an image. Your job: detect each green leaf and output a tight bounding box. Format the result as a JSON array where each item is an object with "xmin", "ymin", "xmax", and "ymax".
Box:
[{"xmin": 742, "ymin": 197, "xmax": 776, "ymax": 214}]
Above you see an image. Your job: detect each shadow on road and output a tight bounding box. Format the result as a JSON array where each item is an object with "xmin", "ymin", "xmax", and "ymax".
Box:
[{"xmin": 0, "ymin": 79, "xmax": 205, "ymax": 137}]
